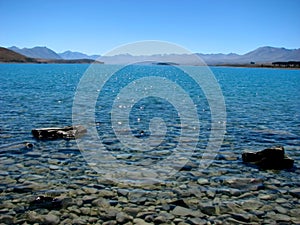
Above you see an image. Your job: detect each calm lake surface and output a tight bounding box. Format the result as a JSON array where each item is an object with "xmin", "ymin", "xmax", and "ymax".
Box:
[{"xmin": 0, "ymin": 64, "xmax": 299, "ymax": 224}]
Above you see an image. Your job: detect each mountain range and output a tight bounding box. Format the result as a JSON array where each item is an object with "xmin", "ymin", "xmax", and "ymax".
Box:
[
  {"xmin": 7, "ymin": 46, "xmax": 300, "ymax": 65},
  {"xmin": 0, "ymin": 47, "xmax": 100, "ymax": 64},
  {"xmin": 8, "ymin": 46, "xmax": 100, "ymax": 60}
]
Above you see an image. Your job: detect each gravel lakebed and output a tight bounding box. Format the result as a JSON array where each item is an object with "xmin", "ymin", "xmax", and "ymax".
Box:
[{"xmin": 0, "ymin": 139, "xmax": 299, "ymax": 225}]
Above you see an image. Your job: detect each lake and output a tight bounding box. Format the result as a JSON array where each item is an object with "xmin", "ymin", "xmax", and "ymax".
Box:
[{"xmin": 0, "ymin": 64, "xmax": 299, "ymax": 224}]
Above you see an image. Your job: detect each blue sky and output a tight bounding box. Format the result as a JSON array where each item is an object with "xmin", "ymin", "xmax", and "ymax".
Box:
[{"xmin": 1, "ymin": 0, "xmax": 299, "ymax": 55}]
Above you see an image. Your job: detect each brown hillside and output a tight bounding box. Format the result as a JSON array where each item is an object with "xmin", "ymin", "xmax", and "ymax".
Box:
[{"xmin": 0, "ymin": 47, "xmax": 37, "ymax": 62}]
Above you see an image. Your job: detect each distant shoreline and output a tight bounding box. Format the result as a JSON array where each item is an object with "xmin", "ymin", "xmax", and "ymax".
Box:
[
  {"xmin": 213, "ymin": 63, "xmax": 300, "ymax": 70},
  {"xmin": 1, "ymin": 62, "xmax": 300, "ymax": 70}
]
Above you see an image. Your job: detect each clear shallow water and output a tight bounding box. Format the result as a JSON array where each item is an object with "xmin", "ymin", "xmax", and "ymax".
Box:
[{"xmin": 0, "ymin": 64, "xmax": 299, "ymax": 224}]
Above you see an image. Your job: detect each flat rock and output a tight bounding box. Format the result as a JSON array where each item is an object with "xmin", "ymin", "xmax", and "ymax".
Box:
[
  {"xmin": 171, "ymin": 206, "xmax": 203, "ymax": 217},
  {"xmin": 133, "ymin": 218, "xmax": 153, "ymax": 225},
  {"xmin": 289, "ymin": 188, "xmax": 300, "ymax": 198},
  {"xmin": 0, "ymin": 215, "xmax": 14, "ymax": 224},
  {"xmin": 43, "ymin": 213, "xmax": 60, "ymax": 225},
  {"xmin": 116, "ymin": 212, "xmax": 132, "ymax": 223},
  {"xmin": 242, "ymin": 146, "xmax": 294, "ymax": 169},
  {"xmin": 32, "ymin": 125, "xmax": 86, "ymax": 140}
]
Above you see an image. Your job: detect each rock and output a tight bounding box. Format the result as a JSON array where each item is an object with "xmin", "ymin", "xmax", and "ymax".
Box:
[
  {"xmin": 153, "ymin": 215, "xmax": 167, "ymax": 223},
  {"xmin": 0, "ymin": 215, "xmax": 14, "ymax": 224},
  {"xmin": 32, "ymin": 125, "xmax": 87, "ymax": 140},
  {"xmin": 197, "ymin": 178, "xmax": 209, "ymax": 185},
  {"xmin": 199, "ymin": 204, "xmax": 216, "ymax": 216},
  {"xmin": 275, "ymin": 206, "xmax": 288, "ymax": 214},
  {"xmin": 27, "ymin": 211, "xmax": 44, "ymax": 223},
  {"xmin": 133, "ymin": 218, "xmax": 153, "ymax": 225},
  {"xmin": 241, "ymin": 200, "xmax": 263, "ymax": 211},
  {"xmin": 43, "ymin": 213, "xmax": 60, "ymax": 225},
  {"xmin": 116, "ymin": 212, "xmax": 132, "ymax": 223},
  {"xmin": 102, "ymin": 221, "xmax": 117, "ymax": 225},
  {"xmin": 123, "ymin": 207, "xmax": 140, "ymax": 217},
  {"xmin": 80, "ymin": 207, "xmax": 90, "ymax": 215},
  {"xmin": 29, "ymin": 196, "xmax": 63, "ymax": 210},
  {"xmin": 289, "ymin": 188, "xmax": 300, "ymax": 198},
  {"xmin": 168, "ymin": 199, "xmax": 189, "ymax": 209},
  {"xmin": 171, "ymin": 206, "xmax": 203, "ymax": 217},
  {"xmin": 188, "ymin": 218, "xmax": 207, "ymax": 225},
  {"xmin": 231, "ymin": 213, "xmax": 251, "ymax": 222},
  {"xmin": 242, "ymin": 146, "xmax": 294, "ymax": 169},
  {"xmin": 72, "ymin": 218, "xmax": 87, "ymax": 225},
  {"xmin": 273, "ymin": 213, "xmax": 291, "ymax": 222}
]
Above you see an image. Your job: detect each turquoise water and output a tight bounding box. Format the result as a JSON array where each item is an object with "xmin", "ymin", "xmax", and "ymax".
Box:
[
  {"xmin": 0, "ymin": 64, "xmax": 300, "ymax": 223},
  {"xmin": 0, "ymin": 64, "xmax": 299, "ymax": 150}
]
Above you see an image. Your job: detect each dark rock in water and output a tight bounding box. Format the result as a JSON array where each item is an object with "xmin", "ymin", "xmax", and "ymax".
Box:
[
  {"xmin": 29, "ymin": 196, "xmax": 63, "ymax": 210},
  {"xmin": 24, "ymin": 142, "xmax": 34, "ymax": 148},
  {"xmin": 32, "ymin": 125, "xmax": 86, "ymax": 140},
  {"xmin": 242, "ymin": 146, "xmax": 294, "ymax": 170}
]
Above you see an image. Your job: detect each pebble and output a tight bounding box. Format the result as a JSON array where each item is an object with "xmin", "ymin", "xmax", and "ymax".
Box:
[
  {"xmin": 0, "ymin": 215, "xmax": 14, "ymax": 224},
  {"xmin": 197, "ymin": 178, "xmax": 209, "ymax": 185},
  {"xmin": 116, "ymin": 212, "xmax": 132, "ymax": 223},
  {"xmin": 72, "ymin": 218, "xmax": 87, "ymax": 225},
  {"xmin": 275, "ymin": 205, "xmax": 288, "ymax": 214},
  {"xmin": 43, "ymin": 213, "xmax": 60, "ymax": 225},
  {"xmin": 1, "ymin": 138, "xmax": 299, "ymax": 225},
  {"xmin": 273, "ymin": 213, "xmax": 291, "ymax": 222},
  {"xmin": 231, "ymin": 213, "xmax": 251, "ymax": 222},
  {"xmin": 289, "ymin": 188, "xmax": 300, "ymax": 198},
  {"xmin": 153, "ymin": 215, "xmax": 167, "ymax": 223},
  {"xmin": 171, "ymin": 206, "xmax": 203, "ymax": 217},
  {"xmin": 133, "ymin": 218, "xmax": 153, "ymax": 225}
]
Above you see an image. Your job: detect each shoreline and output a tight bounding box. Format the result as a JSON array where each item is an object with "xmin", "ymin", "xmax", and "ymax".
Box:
[{"xmin": 212, "ymin": 63, "xmax": 300, "ymax": 70}]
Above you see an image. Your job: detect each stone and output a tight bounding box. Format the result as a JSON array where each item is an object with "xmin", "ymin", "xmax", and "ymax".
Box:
[
  {"xmin": 275, "ymin": 206, "xmax": 288, "ymax": 214},
  {"xmin": 289, "ymin": 188, "xmax": 300, "ymax": 198},
  {"xmin": 241, "ymin": 200, "xmax": 263, "ymax": 211},
  {"xmin": 116, "ymin": 212, "xmax": 132, "ymax": 223},
  {"xmin": 102, "ymin": 220, "xmax": 117, "ymax": 225},
  {"xmin": 231, "ymin": 213, "xmax": 251, "ymax": 222},
  {"xmin": 123, "ymin": 207, "xmax": 140, "ymax": 217},
  {"xmin": 0, "ymin": 215, "xmax": 14, "ymax": 224},
  {"xmin": 72, "ymin": 218, "xmax": 87, "ymax": 225},
  {"xmin": 169, "ymin": 199, "xmax": 189, "ymax": 209},
  {"xmin": 80, "ymin": 207, "xmax": 90, "ymax": 215},
  {"xmin": 188, "ymin": 218, "xmax": 207, "ymax": 225},
  {"xmin": 242, "ymin": 146, "xmax": 294, "ymax": 169},
  {"xmin": 153, "ymin": 215, "xmax": 167, "ymax": 223},
  {"xmin": 200, "ymin": 205, "xmax": 216, "ymax": 216},
  {"xmin": 273, "ymin": 213, "xmax": 291, "ymax": 222},
  {"xmin": 43, "ymin": 213, "xmax": 60, "ymax": 225},
  {"xmin": 171, "ymin": 206, "xmax": 203, "ymax": 217},
  {"xmin": 27, "ymin": 211, "xmax": 44, "ymax": 223},
  {"xmin": 103, "ymin": 221, "xmax": 117, "ymax": 225},
  {"xmin": 197, "ymin": 178, "xmax": 209, "ymax": 185},
  {"xmin": 258, "ymin": 194, "xmax": 274, "ymax": 200},
  {"xmin": 32, "ymin": 125, "xmax": 87, "ymax": 140},
  {"xmin": 29, "ymin": 196, "xmax": 63, "ymax": 210},
  {"xmin": 133, "ymin": 218, "xmax": 153, "ymax": 225}
]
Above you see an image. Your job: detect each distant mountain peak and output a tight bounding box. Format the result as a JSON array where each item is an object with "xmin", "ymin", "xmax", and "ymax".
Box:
[
  {"xmin": 59, "ymin": 50, "xmax": 100, "ymax": 60},
  {"xmin": 9, "ymin": 46, "xmax": 61, "ymax": 59},
  {"xmin": 7, "ymin": 45, "xmax": 300, "ymax": 65}
]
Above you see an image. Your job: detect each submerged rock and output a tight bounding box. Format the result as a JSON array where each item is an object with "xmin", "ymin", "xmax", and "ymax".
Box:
[
  {"xmin": 242, "ymin": 146, "xmax": 294, "ymax": 169},
  {"xmin": 29, "ymin": 196, "xmax": 63, "ymax": 210},
  {"xmin": 32, "ymin": 125, "xmax": 86, "ymax": 140}
]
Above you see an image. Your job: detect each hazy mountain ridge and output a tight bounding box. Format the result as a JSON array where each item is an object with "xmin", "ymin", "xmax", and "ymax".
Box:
[
  {"xmin": 59, "ymin": 50, "xmax": 100, "ymax": 60},
  {"xmin": 1, "ymin": 47, "xmax": 102, "ymax": 64},
  {"xmin": 9, "ymin": 46, "xmax": 62, "ymax": 59},
  {"xmin": 7, "ymin": 46, "xmax": 300, "ymax": 65}
]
